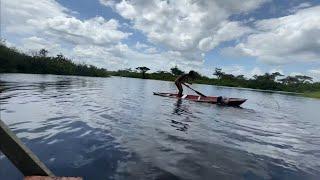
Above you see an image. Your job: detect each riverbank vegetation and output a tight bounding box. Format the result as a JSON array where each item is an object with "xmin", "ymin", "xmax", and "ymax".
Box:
[
  {"xmin": 304, "ymin": 91, "xmax": 320, "ymax": 99},
  {"xmin": 0, "ymin": 41, "xmax": 109, "ymax": 77},
  {"xmin": 1, "ymin": 41, "xmax": 319, "ymax": 98},
  {"xmin": 110, "ymin": 67, "xmax": 320, "ymax": 97}
]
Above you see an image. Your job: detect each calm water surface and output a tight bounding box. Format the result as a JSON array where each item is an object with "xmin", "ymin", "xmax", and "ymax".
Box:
[{"xmin": 1, "ymin": 73, "xmax": 320, "ymax": 180}]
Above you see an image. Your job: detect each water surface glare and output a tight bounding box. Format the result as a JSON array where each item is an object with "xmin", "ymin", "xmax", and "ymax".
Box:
[{"xmin": 1, "ymin": 73, "xmax": 320, "ymax": 179}]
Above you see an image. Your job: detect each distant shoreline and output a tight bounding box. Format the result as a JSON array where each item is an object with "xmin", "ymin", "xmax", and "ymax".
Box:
[
  {"xmin": 2, "ymin": 43, "xmax": 319, "ymax": 99},
  {"xmin": 1, "ymin": 72, "xmax": 319, "ymax": 99},
  {"xmin": 110, "ymin": 75, "xmax": 309, "ymax": 95}
]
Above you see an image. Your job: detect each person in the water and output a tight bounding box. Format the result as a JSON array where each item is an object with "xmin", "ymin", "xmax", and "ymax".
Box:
[{"xmin": 175, "ymin": 70, "xmax": 196, "ymax": 97}]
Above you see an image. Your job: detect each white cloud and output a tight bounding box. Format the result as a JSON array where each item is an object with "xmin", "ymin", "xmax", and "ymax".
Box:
[
  {"xmin": 72, "ymin": 44, "xmax": 130, "ymax": 69},
  {"xmin": 71, "ymin": 43, "xmax": 204, "ymax": 72},
  {"xmin": 4, "ymin": 0, "xmax": 318, "ymax": 79},
  {"xmin": 308, "ymin": 69, "xmax": 320, "ymax": 75},
  {"xmin": 113, "ymin": 0, "xmax": 137, "ymax": 19},
  {"xmin": 290, "ymin": 72, "xmax": 303, "ymax": 76},
  {"xmin": 288, "ymin": 2, "xmax": 312, "ymax": 13},
  {"xmin": 219, "ymin": 46, "xmax": 248, "ymax": 58},
  {"xmin": 114, "ymin": 0, "xmax": 263, "ymax": 51},
  {"xmin": 226, "ymin": 6, "xmax": 320, "ymax": 65},
  {"xmin": 308, "ymin": 69, "xmax": 320, "ymax": 81},
  {"xmin": 144, "ymin": 47, "xmax": 158, "ymax": 54},
  {"xmin": 2, "ymin": 0, "xmax": 68, "ymax": 34},
  {"xmin": 102, "ymin": 0, "xmax": 268, "ymax": 63},
  {"xmin": 30, "ymin": 16, "xmax": 131, "ymax": 46},
  {"xmin": 21, "ymin": 36, "xmax": 61, "ymax": 55},
  {"xmin": 3, "ymin": 0, "xmax": 130, "ymax": 47},
  {"xmin": 135, "ymin": 41, "xmax": 149, "ymax": 49},
  {"xmin": 198, "ymin": 21, "xmax": 252, "ymax": 51},
  {"xmin": 1, "ymin": 39, "xmax": 15, "ymax": 48},
  {"xmin": 250, "ymin": 67, "xmax": 264, "ymax": 77},
  {"xmin": 269, "ymin": 68, "xmax": 284, "ymax": 75},
  {"xmin": 2, "ymin": 0, "xmax": 134, "ymax": 70}
]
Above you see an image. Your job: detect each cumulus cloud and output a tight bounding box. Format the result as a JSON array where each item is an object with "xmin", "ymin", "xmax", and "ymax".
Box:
[
  {"xmin": 2, "ymin": 0, "xmax": 132, "ymax": 69},
  {"xmin": 70, "ymin": 43, "xmax": 204, "ymax": 72},
  {"xmin": 144, "ymin": 47, "xmax": 158, "ymax": 54},
  {"xmin": 135, "ymin": 41, "xmax": 149, "ymax": 49},
  {"xmin": 135, "ymin": 41, "xmax": 158, "ymax": 54},
  {"xmin": 3, "ymin": 0, "xmax": 130, "ymax": 46},
  {"xmin": 288, "ymin": 2, "xmax": 312, "ymax": 13},
  {"xmin": 101, "ymin": 0, "xmax": 268, "ymax": 63},
  {"xmin": 29, "ymin": 16, "xmax": 131, "ymax": 46},
  {"xmin": 220, "ymin": 46, "xmax": 248, "ymax": 58},
  {"xmin": 2, "ymin": 0, "xmax": 68, "ymax": 34},
  {"xmin": 3, "ymin": 0, "xmax": 318, "ymax": 79},
  {"xmin": 269, "ymin": 68, "xmax": 284, "ymax": 75},
  {"xmin": 21, "ymin": 36, "xmax": 61, "ymax": 55},
  {"xmin": 309, "ymin": 69, "xmax": 320, "ymax": 75},
  {"xmin": 223, "ymin": 5, "xmax": 320, "ymax": 65},
  {"xmin": 133, "ymin": 0, "xmax": 262, "ymax": 51},
  {"xmin": 72, "ymin": 44, "xmax": 130, "ymax": 69},
  {"xmin": 198, "ymin": 21, "xmax": 252, "ymax": 51},
  {"xmin": 308, "ymin": 69, "xmax": 320, "ymax": 81},
  {"xmin": 250, "ymin": 67, "xmax": 264, "ymax": 77}
]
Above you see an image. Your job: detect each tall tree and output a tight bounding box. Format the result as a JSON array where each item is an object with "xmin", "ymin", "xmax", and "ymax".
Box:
[
  {"xmin": 191, "ymin": 70, "xmax": 202, "ymax": 78},
  {"xmin": 253, "ymin": 73, "xmax": 281, "ymax": 81},
  {"xmin": 279, "ymin": 76, "xmax": 300, "ymax": 84},
  {"xmin": 236, "ymin": 75, "xmax": 246, "ymax": 80},
  {"xmin": 170, "ymin": 66, "xmax": 184, "ymax": 76},
  {"xmin": 136, "ymin": 66, "xmax": 150, "ymax": 79},
  {"xmin": 279, "ymin": 75, "xmax": 313, "ymax": 84},
  {"xmin": 295, "ymin": 75, "xmax": 313, "ymax": 83},
  {"xmin": 56, "ymin": 53, "xmax": 64, "ymax": 60},
  {"xmin": 213, "ymin": 68, "xmax": 224, "ymax": 79},
  {"xmin": 39, "ymin": 49, "xmax": 48, "ymax": 57},
  {"xmin": 271, "ymin": 72, "xmax": 284, "ymax": 81}
]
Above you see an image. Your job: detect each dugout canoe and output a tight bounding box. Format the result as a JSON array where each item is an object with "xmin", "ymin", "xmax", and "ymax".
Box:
[{"xmin": 153, "ymin": 92, "xmax": 246, "ymax": 106}]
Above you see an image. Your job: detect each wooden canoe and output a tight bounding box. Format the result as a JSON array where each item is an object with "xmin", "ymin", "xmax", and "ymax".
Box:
[{"xmin": 153, "ymin": 92, "xmax": 247, "ymax": 106}]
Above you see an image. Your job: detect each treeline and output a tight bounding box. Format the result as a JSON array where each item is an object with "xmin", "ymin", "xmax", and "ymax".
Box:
[
  {"xmin": 0, "ymin": 42, "xmax": 109, "ymax": 77},
  {"xmin": 110, "ymin": 66, "xmax": 320, "ymax": 93},
  {"xmin": 1, "ymin": 41, "xmax": 319, "ymax": 94}
]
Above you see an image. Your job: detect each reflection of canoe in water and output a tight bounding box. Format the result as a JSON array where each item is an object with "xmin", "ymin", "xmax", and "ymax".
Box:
[{"xmin": 153, "ymin": 92, "xmax": 247, "ymax": 106}]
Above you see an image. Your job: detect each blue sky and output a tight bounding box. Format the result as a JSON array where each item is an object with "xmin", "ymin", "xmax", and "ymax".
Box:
[{"xmin": 2, "ymin": 0, "xmax": 320, "ymax": 80}]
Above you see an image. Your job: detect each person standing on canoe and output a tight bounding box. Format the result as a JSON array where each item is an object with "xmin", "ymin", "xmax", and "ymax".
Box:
[{"xmin": 175, "ymin": 70, "xmax": 196, "ymax": 97}]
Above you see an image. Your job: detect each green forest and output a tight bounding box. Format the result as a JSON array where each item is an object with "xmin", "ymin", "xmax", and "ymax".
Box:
[
  {"xmin": 0, "ymin": 41, "xmax": 109, "ymax": 77},
  {"xmin": 1, "ymin": 41, "xmax": 320, "ymax": 98}
]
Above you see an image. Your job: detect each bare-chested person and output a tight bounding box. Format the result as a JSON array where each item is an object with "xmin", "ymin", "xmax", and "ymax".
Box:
[{"xmin": 174, "ymin": 70, "xmax": 196, "ymax": 97}]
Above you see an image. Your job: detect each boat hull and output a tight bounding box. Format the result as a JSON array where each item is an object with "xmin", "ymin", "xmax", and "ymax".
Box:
[{"xmin": 153, "ymin": 92, "xmax": 247, "ymax": 106}]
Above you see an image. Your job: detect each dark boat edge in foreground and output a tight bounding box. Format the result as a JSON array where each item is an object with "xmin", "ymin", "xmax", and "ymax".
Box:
[{"xmin": 153, "ymin": 92, "xmax": 247, "ymax": 106}]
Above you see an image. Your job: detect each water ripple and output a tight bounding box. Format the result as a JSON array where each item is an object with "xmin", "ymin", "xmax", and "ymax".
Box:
[{"xmin": 1, "ymin": 73, "xmax": 320, "ymax": 179}]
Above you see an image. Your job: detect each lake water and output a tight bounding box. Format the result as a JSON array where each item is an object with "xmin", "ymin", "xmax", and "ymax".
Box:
[{"xmin": 1, "ymin": 73, "xmax": 320, "ymax": 180}]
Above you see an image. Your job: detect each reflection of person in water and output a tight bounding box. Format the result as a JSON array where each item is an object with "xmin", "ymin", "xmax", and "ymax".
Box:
[
  {"xmin": 173, "ymin": 99, "xmax": 183, "ymax": 115},
  {"xmin": 171, "ymin": 99, "xmax": 190, "ymax": 132}
]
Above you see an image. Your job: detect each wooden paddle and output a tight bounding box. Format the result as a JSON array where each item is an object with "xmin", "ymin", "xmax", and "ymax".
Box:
[{"xmin": 182, "ymin": 83, "xmax": 207, "ymax": 97}]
